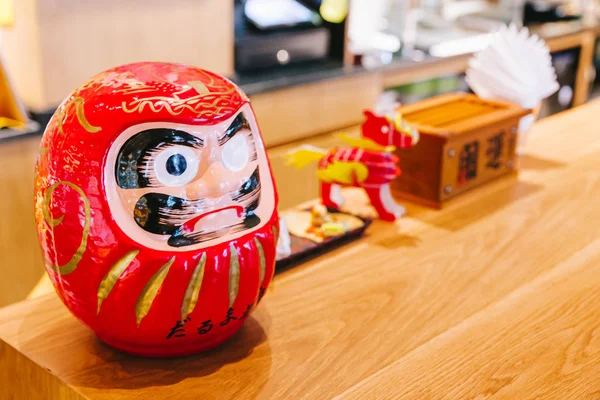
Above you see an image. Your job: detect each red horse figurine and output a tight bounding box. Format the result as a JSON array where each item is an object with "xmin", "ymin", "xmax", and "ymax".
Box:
[{"xmin": 286, "ymin": 109, "xmax": 419, "ymax": 221}]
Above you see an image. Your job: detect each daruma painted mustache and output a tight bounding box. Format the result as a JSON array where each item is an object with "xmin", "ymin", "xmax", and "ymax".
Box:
[{"xmin": 133, "ymin": 167, "xmax": 262, "ymax": 247}]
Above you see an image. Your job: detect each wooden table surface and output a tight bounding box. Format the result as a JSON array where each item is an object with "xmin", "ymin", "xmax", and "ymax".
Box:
[{"xmin": 1, "ymin": 102, "xmax": 600, "ymax": 399}]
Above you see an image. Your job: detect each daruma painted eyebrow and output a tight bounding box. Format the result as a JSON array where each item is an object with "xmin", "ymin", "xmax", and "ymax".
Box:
[
  {"xmin": 115, "ymin": 128, "xmax": 204, "ymax": 190},
  {"xmin": 218, "ymin": 113, "xmax": 251, "ymax": 146}
]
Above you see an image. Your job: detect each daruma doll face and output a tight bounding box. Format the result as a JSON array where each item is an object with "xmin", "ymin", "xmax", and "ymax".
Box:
[{"xmin": 34, "ymin": 62, "xmax": 279, "ymax": 357}]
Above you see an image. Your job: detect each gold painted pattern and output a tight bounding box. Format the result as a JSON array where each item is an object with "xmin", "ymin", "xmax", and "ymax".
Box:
[
  {"xmin": 254, "ymin": 238, "xmax": 266, "ymax": 286},
  {"xmin": 180, "ymin": 253, "xmax": 207, "ymax": 320},
  {"xmin": 42, "ymin": 181, "xmax": 91, "ymax": 276},
  {"xmin": 56, "ymin": 96, "xmax": 102, "ymax": 136},
  {"xmin": 73, "ymin": 97, "xmax": 102, "ymax": 133},
  {"xmin": 122, "ymin": 93, "xmax": 236, "ymax": 118},
  {"xmin": 39, "ymin": 146, "xmax": 49, "ymax": 157},
  {"xmin": 135, "ymin": 257, "xmax": 175, "ymax": 326},
  {"xmin": 228, "ymin": 245, "xmax": 240, "ymax": 308},
  {"xmin": 189, "ymin": 80, "xmax": 210, "ymax": 96},
  {"xmin": 55, "ymin": 106, "xmax": 67, "ymax": 136},
  {"xmin": 121, "ymin": 70, "xmax": 238, "ymax": 118},
  {"xmin": 97, "ymin": 250, "xmax": 139, "ymax": 314}
]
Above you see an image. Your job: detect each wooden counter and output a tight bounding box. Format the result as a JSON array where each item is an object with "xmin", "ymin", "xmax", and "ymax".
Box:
[{"xmin": 1, "ymin": 101, "xmax": 600, "ymax": 399}]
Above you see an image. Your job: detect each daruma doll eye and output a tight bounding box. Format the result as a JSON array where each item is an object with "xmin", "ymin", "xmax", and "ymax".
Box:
[
  {"xmin": 166, "ymin": 153, "xmax": 187, "ymax": 176},
  {"xmin": 154, "ymin": 146, "xmax": 199, "ymax": 187},
  {"xmin": 221, "ymin": 135, "xmax": 249, "ymax": 172}
]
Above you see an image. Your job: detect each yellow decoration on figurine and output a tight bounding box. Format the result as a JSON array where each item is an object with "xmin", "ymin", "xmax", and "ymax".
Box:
[
  {"xmin": 320, "ymin": 0, "xmax": 348, "ymax": 23},
  {"xmin": 317, "ymin": 161, "xmax": 369, "ymax": 185},
  {"xmin": 285, "ymin": 145, "xmax": 326, "ymax": 169},
  {"xmin": 337, "ymin": 133, "xmax": 395, "ymax": 152}
]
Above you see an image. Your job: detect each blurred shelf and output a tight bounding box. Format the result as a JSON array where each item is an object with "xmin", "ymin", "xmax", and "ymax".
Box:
[
  {"xmin": 6, "ymin": 20, "xmax": 600, "ymax": 145},
  {"xmin": 235, "ymin": 60, "xmax": 363, "ymax": 96},
  {"xmin": 0, "ymin": 122, "xmax": 40, "ymax": 141}
]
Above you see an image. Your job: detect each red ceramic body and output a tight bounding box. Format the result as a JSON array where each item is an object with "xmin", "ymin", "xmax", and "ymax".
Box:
[{"xmin": 34, "ymin": 63, "xmax": 279, "ymax": 357}]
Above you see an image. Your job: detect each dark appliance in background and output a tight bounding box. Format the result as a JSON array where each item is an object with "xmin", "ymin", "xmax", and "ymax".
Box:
[
  {"xmin": 522, "ymin": 1, "xmax": 581, "ymax": 26},
  {"xmin": 299, "ymin": 0, "xmax": 347, "ymax": 62},
  {"xmin": 538, "ymin": 49, "xmax": 578, "ymax": 118},
  {"xmin": 590, "ymin": 38, "xmax": 600, "ymax": 101},
  {"xmin": 234, "ymin": 0, "xmax": 346, "ymax": 73},
  {"xmin": 522, "ymin": 1, "xmax": 580, "ymax": 117}
]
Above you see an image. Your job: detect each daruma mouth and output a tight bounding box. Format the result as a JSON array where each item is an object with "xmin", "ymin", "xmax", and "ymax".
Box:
[
  {"xmin": 132, "ymin": 167, "xmax": 263, "ymax": 247},
  {"xmin": 181, "ymin": 205, "xmax": 244, "ymax": 234}
]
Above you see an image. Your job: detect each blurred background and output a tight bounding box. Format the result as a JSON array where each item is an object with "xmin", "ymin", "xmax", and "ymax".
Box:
[{"xmin": 0, "ymin": 0, "xmax": 599, "ymax": 307}]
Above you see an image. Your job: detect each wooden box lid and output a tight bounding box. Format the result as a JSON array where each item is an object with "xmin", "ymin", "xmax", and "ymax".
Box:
[{"xmin": 398, "ymin": 93, "xmax": 531, "ymax": 139}]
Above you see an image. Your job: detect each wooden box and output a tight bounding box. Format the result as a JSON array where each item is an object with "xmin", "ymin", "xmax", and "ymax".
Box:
[{"xmin": 393, "ymin": 93, "xmax": 531, "ymax": 208}]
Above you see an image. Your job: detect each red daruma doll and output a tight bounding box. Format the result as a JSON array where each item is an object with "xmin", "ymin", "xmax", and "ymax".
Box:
[{"xmin": 34, "ymin": 63, "xmax": 279, "ymax": 357}]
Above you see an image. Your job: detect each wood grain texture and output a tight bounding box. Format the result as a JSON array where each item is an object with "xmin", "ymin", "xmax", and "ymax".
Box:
[
  {"xmin": 0, "ymin": 339, "xmax": 85, "ymax": 400},
  {"xmin": 337, "ymin": 236, "xmax": 600, "ymax": 399},
  {"xmin": 1, "ymin": 101, "xmax": 599, "ymax": 399},
  {"xmin": 392, "ymin": 132, "xmax": 444, "ymax": 204},
  {"xmin": 436, "ymin": 119, "xmax": 519, "ymax": 203}
]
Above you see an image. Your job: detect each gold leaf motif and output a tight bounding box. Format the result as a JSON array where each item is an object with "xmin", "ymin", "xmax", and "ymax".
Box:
[
  {"xmin": 180, "ymin": 253, "xmax": 207, "ymax": 321},
  {"xmin": 189, "ymin": 80, "xmax": 210, "ymax": 96},
  {"xmin": 121, "ymin": 70, "xmax": 237, "ymax": 118},
  {"xmin": 254, "ymin": 238, "xmax": 266, "ymax": 286},
  {"xmin": 72, "ymin": 97, "xmax": 102, "ymax": 133},
  {"xmin": 55, "ymin": 106, "xmax": 67, "ymax": 136},
  {"xmin": 122, "ymin": 96, "xmax": 236, "ymax": 118},
  {"xmin": 135, "ymin": 257, "xmax": 175, "ymax": 326},
  {"xmin": 97, "ymin": 250, "xmax": 139, "ymax": 314},
  {"xmin": 55, "ymin": 97, "xmax": 101, "ymax": 136},
  {"xmin": 42, "ymin": 181, "xmax": 91, "ymax": 275},
  {"xmin": 229, "ymin": 244, "xmax": 240, "ymax": 308}
]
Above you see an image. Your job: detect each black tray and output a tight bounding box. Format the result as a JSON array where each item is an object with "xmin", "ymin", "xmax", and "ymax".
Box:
[{"xmin": 275, "ymin": 210, "xmax": 372, "ymax": 271}]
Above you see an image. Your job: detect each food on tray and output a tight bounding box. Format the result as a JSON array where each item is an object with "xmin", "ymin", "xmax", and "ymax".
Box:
[
  {"xmin": 320, "ymin": 222, "xmax": 349, "ymax": 237},
  {"xmin": 311, "ymin": 204, "xmax": 331, "ymax": 227},
  {"xmin": 285, "ymin": 205, "xmax": 364, "ymax": 243}
]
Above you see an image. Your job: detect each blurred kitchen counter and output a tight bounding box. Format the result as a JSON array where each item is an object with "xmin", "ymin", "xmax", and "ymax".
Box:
[
  {"xmin": 204, "ymin": 18, "xmax": 600, "ymax": 148},
  {"xmin": 5, "ymin": 18, "xmax": 600, "ymax": 145},
  {"xmin": 2, "ymin": 98, "xmax": 600, "ymax": 399}
]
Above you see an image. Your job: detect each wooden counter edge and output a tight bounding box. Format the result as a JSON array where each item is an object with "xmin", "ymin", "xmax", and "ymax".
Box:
[{"xmin": 0, "ymin": 333, "xmax": 87, "ymax": 399}]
